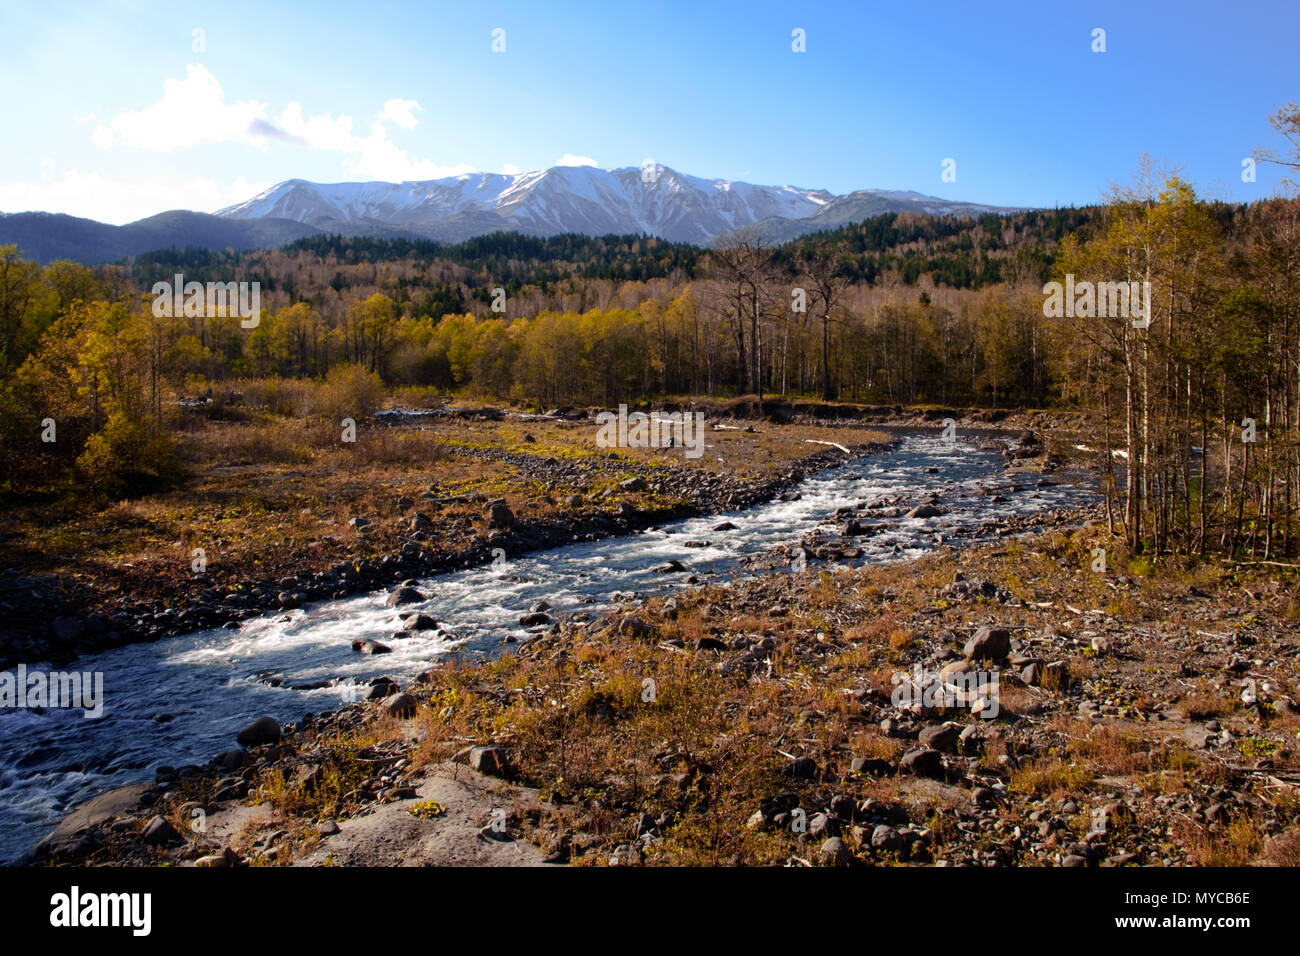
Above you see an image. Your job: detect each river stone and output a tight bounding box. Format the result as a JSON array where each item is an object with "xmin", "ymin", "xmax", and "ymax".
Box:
[
  {"xmin": 142, "ymin": 815, "xmax": 183, "ymax": 846},
  {"xmin": 906, "ymin": 504, "xmax": 945, "ymax": 519},
  {"xmin": 939, "ymin": 659, "xmax": 972, "ymax": 681},
  {"xmin": 382, "ymin": 693, "xmax": 417, "ymax": 718},
  {"xmin": 236, "ymin": 716, "xmax": 281, "ymax": 746},
  {"xmin": 617, "ymin": 615, "xmax": 658, "ymax": 639},
  {"xmin": 352, "ymin": 638, "xmax": 391, "ymax": 655},
  {"xmin": 386, "ymin": 586, "xmax": 425, "ymax": 607},
  {"xmin": 901, "ymin": 748, "xmax": 945, "ymax": 778},
  {"xmin": 964, "ymin": 625, "xmax": 1012, "ymax": 661},
  {"xmin": 470, "ymin": 745, "xmax": 510, "ymax": 778},
  {"xmin": 918, "ymin": 722, "xmax": 962, "ymax": 753},
  {"xmin": 519, "ymin": 612, "xmax": 552, "ymax": 626},
  {"xmin": 850, "ymin": 756, "xmax": 893, "ymax": 776},
  {"xmin": 871, "ymin": 825, "xmax": 905, "ymax": 852},
  {"xmin": 487, "ymin": 500, "xmax": 514, "ymax": 529},
  {"xmin": 366, "ymin": 679, "xmax": 399, "ymax": 700},
  {"xmin": 819, "ymin": 837, "xmax": 852, "ymax": 866},
  {"xmin": 401, "ymin": 613, "xmax": 438, "ymax": 631}
]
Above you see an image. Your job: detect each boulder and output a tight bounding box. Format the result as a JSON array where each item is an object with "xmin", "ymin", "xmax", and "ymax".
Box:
[
  {"xmin": 236, "ymin": 716, "xmax": 281, "ymax": 747},
  {"xmin": 849, "ymin": 756, "xmax": 893, "ymax": 776},
  {"xmin": 900, "ymin": 748, "xmax": 945, "ymax": 779},
  {"xmin": 819, "ymin": 837, "xmax": 852, "ymax": 866},
  {"xmin": 382, "ymin": 693, "xmax": 417, "ymax": 718},
  {"xmin": 385, "ymin": 586, "xmax": 425, "ymax": 607},
  {"xmin": 617, "ymin": 616, "xmax": 658, "ymax": 639},
  {"xmin": 469, "ymin": 745, "xmax": 511, "ymax": 778},
  {"xmin": 487, "ymin": 500, "xmax": 514, "ymax": 530},
  {"xmin": 906, "ymin": 504, "xmax": 946, "ymax": 519},
  {"xmin": 871, "ymin": 825, "xmax": 905, "ymax": 853},
  {"xmin": 963, "ymin": 625, "xmax": 1012, "ymax": 661},
  {"xmin": 918, "ymin": 722, "xmax": 962, "ymax": 754},
  {"xmin": 142, "ymin": 815, "xmax": 183, "ymax": 846}
]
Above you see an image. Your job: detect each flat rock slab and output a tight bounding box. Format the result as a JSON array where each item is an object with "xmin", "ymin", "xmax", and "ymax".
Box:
[
  {"xmin": 293, "ymin": 762, "xmax": 558, "ymax": 867},
  {"xmin": 34, "ymin": 783, "xmax": 151, "ymax": 855}
]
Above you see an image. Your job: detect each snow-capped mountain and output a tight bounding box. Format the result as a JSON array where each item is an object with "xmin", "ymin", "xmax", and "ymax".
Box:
[
  {"xmin": 0, "ymin": 165, "xmax": 1025, "ymax": 264},
  {"xmin": 217, "ymin": 165, "xmax": 1017, "ymax": 245}
]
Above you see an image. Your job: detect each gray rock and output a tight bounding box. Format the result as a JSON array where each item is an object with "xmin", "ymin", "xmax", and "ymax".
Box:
[
  {"xmin": 919, "ymin": 722, "xmax": 962, "ymax": 754},
  {"xmin": 469, "ymin": 744, "xmax": 510, "ymax": 778},
  {"xmin": 617, "ymin": 616, "xmax": 658, "ymax": 639},
  {"xmin": 900, "ymin": 748, "xmax": 945, "ymax": 779},
  {"xmin": 964, "ymin": 625, "xmax": 1012, "ymax": 661},
  {"xmin": 382, "ymin": 693, "xmax": 417, "ymax": 718},
  {"xmin": 849, "ymin": 756, "xmax": 893, "ymax": 776},
  {"xmin": 142, "ymin": 815, "xmax": 183, "ymax": 846},
  {"xmin": 386, "ymin": 586, "xmax": 425, "ymax": 607},
  {"xmin": 906, "ymin": 504, "xmax": 945, "ymax": 519},
  {"xmin": 487, "ymin": 500, "xmax": 514, "ymax": 530},
  {"xmin": 871, "ymin": 825, "xmax": 905, "ymax": 852},
  {"xmin": 236, "ymin": 716, "xmax": 281, "ymax": 746},
  {"xmin": 819, "ymin": 837, "xmax": 852, "ymax": 866}
]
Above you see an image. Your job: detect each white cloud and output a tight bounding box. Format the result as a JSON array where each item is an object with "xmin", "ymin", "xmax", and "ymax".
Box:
[
  {"xmin": 0, "ymin": 170, "xmax": 270, "ymax": 226},
  {"xmin": 500, "ymin": 163, "xmax": 522, "ymax": 175},
  {"xmin": 344, "ymin": 123, "xmax": 475, "ymax": 182},
  {"xmin": 94, "ymin": 64, "xmax": 273, "ymax": 151},
  {"xmin": 555, "ymin": 154, "xmax": 598, "ymax": 167},
  {"xmin": 277, "ymin": 101, "xmax": 357, "ymax": 152},
  {"xmin": 88, "ymin": 66, "xmax": 468, "ymax": 183},
  {"xmin": 377, "ymin": 98, "xmax": 421, "ymax": 129}
]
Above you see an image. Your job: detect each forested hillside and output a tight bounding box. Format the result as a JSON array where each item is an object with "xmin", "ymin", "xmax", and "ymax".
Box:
[{"xmin": 2, "ymin": 163, "xmax": 1298, "ymax": 557}]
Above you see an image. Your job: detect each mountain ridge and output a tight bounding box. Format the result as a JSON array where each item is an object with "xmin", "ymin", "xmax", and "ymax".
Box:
[{"xmin": 2, "ymin": 164, "xmax": 1027, "ymax": 264}]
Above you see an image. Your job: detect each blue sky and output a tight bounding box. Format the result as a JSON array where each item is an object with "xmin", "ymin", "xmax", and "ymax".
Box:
[{"xmin": 1, "ymin": 0, "xmax": 1295, "ymax": 223}]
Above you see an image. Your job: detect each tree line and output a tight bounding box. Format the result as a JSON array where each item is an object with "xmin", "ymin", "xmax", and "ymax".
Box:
[{"xmin": 1, "ymin": 104, "xmax": 1298, "ymax": 557}]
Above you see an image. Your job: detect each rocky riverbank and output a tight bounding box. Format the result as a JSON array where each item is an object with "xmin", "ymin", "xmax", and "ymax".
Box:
[
  {"xmin": 1, "ymin": 422, "xmax": 894, "ymax": 669},
  {"xmin": 35, "ymin": 481, "xmax": 1300, "ymax": 869}
]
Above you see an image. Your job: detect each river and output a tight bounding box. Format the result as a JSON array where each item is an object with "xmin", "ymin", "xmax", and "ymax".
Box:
[{"xmin": 0, "ymin": 430, "xmax": 1097, "ymax": 862}]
